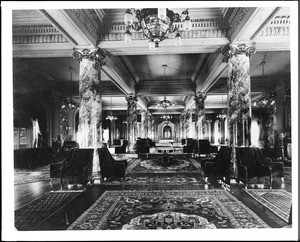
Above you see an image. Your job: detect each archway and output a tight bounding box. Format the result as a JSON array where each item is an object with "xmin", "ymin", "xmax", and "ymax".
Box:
[{"xmin": 163, "ymin": 125, "xmax": 172, "ymax": 138}]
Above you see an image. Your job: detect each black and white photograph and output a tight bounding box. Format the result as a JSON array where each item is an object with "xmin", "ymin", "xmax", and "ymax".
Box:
[{"xmin": 2, "ymin": 1, "xmax": 298, "ymax": 241}]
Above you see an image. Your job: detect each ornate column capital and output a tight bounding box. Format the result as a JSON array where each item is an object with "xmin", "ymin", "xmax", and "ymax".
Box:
[
  {"xmin": 73, "ymin": 47, "xmax": 106, "ymax": 70},
  {"xmin": 194, "ymin": 92, "xmax": 207, "ymax": 101},
  {"xmin": 125, "ymin": 94, "xmax": 138, "ymax": 103},
  {"xmin": 222, "ymin": 43, "xmax": 256, "ymax": 63}
]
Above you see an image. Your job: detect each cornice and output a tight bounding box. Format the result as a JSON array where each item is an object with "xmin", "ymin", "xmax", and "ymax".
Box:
[
  {"xmin": 99, "ymin": 29, "xmax": 229, "ymax": 42},
  {"xmin": 13, "ymin": 34, "xmax": 69, "ymax": 44}
]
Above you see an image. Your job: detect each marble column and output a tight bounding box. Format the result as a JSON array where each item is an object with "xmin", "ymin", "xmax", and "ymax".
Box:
[
  {"xmin": 59, "ymin": 100, "xmax": 69, "ymax": 144},
  {"xmin": 126, "ymin": 94, "xmax": 138, "ymax": 153},
  {"xmin": 194, "ymin": 92, "xmax": 207, "ymax": 140},
  {"xmin": 186, "ymin": 109, "xmax": 193, "ymax": 138},
  {"xmin": 73, "ymin": 48, "xmax": 105, "ymax": 148},
  {"xmin": 180, "ymin": 109, "xmax": 187, "ymax": 140},
  {"xmin": 73, "ymin": 48, "xmax": 105, "ymax": 179},
  {"xmin": 222, "ymin": 43, "xmax": 256, "ymax": 179},
  {"xmin": 140, "ymin": 109, "xmax": 147, "ymax": 138},
  {"xmin": 259, "ymin": 93, "xmax": 278, "ymax": 150}
]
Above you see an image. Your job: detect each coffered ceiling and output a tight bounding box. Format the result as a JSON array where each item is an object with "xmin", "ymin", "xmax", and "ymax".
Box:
[{"xmin": 12, "ymin": 5, "xmax": 291, "ymax": 115}]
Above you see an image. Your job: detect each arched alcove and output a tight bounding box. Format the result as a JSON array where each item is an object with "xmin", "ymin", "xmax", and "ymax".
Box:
[{"xmin": 163, "ymin": 125, "xmax": 172, "ymax": 138}]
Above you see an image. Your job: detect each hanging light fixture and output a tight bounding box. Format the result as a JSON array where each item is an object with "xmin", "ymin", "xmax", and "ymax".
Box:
[
  {"xmin": 253, "ymin": 61, "xmax": 275, "ymax": 108},
  {"xmin": 106, "ymin": 97, "xmax": 117, "ymax": 121},
  {"xmin": 124, "ymin": 8, "xmax": 192, "ymax": 49},
  {"xmin": 217, "ymin": 95, "xmax": 226, "ymax": 119},
  {"xmin": 156, "ymin": 65, "xmax": 175, "ymax": 109},
  {"xmin": 61, "ymin": 66, "xmax": 78, "ymax": 110}
]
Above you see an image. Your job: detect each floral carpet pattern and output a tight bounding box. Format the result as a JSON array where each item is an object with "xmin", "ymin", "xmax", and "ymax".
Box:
[
  {"xmin": 68, "ymin": 190, "xmax": 269, "ymax": 230},
  {"xmin": 102, "ymin": 175, "xmax": 205, "ymax": 186},
  {"xmin": 127, "ymin": 157, "xmax": 202, "ymax": 174},
  {"xmin": 243, "ymin": 189, "xmax": 292, "ymax": 223},
  {"xmin": 15, "ymin": 191, "xmax": 83, "ymax": 230}
]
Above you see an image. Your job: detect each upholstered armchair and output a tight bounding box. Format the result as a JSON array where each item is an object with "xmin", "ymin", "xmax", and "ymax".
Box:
[
  {"xmin": 204, "ymin": 146, "xmax": 232, "ymax": 184},
  {"xmin": 236, "ymin": 147, "xmax": 272, "ymax": 187},
  {"xmin": 115, "ymin": 140, "xmax": 128, "ymax": 154},
  {"xmin": 136, "ymin": 138, "xmax": 150, "ymax": 153},
  {"xmin": 200, "ymin": 146, "xmax": 226, "ymax": 170},
  {"xmin": 60, "ymin": 148, "xmax": 94, "ymax": 185},
  {"xmin": 254, "ymin": 148, "xmax": 284, "ymax": 182},
  {"xmin": 50, "ymin": 149, "xmax": 75, "ymax": 179},
  {"xmin": 98, "ymin": 147, "xmax": 127, "ymax": 181},
  {"xmin": 198, "ymin": 139, "xmax": 218, "ymax": 155}
]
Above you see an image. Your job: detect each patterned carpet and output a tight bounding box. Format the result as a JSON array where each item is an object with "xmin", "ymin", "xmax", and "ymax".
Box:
[
  {"xmin": 14, "ymin": 165, "xmax": 51, "ymax": 185},
  {"xmin": 102, "ymin": 174, "xmax": 205, "ymax": 186},
  {"xmin": 127, "ymin": 157, "xmax": 202, "ymax": 174},
  {"xmin": 68, "ymin": 190, "xmax": 269, "ymax": 230},
  {"xmin": 15, "ymin": 191, "xmax": 83, "ymax": 230},
  {"xmin": 243, "ymin": 189, "xmax": 292, "ymax": 223}
]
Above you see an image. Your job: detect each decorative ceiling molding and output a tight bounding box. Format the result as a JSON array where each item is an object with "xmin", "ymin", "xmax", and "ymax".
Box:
[
  {"xmin": 94, "ymin": 9, "xmax": 105, "ymax": 22},
  {"xmin": 191, "ymin": 54, "xmax": 206, "ymax": 82},
  {"xmin": 117, "ymin": 56, "xmax": 139, "ymax": 83},
  {"xmin": 13, "ymin": 43, "xmax": 74, "ymax": 58},
  {"xmin": 13, "ymin": 34, "xmax": 69, "ymax": 45},
  {"xmin": 250, "ymin": 7, "xmax": 282, "ymax": 40},
  {"xmin": 39, "ymin": 10, "xmax": 79, "ymax": 46},
  {"xmin": 99, "ymin": 18, "xmax": 229, "ymax": 34},
  {"xmin": 64, "ymin": 9, "xmax": 99, "ymax": 46}
]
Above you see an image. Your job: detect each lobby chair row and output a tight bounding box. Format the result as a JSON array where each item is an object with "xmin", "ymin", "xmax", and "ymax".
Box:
[
  {"xmin": 181, "ymin": 138, "xmax": 218, "ymax": 155},
  {"xmin": 50, "ymin": 147, "xmax": 128, "ymax": 186},
  {"xmin": 202, "ymin": 147, "xmax": 284, "ymax": 187}
]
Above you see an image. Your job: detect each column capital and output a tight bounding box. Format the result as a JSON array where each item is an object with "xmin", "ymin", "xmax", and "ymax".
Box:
[
  {"xmin": 222, "ymin": 43, "xmax": 256, "ymax": 63},
  {"xmin": 194, "ymin": 92, "xmax": 207, "ymax": 101},
  {"xmin": 125, "ymin": 94, "xmax": 138, "ymax": 102},
  {"xmin": 73, "ymin": 47, "xmax": 106, "ymax": 69}
]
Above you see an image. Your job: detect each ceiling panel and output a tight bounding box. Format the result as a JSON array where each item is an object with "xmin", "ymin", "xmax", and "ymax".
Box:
[{"xmin": 127, "ymin": 54, "xmax": 200, "ymax": 81}]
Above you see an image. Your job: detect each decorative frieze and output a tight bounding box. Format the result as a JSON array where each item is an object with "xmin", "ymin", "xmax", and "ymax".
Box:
[
  {"xmin": 259, "ymin": 26, "xmax": 290, "ymax": 36},
  {"xmin": 70, "ymin": 9, "xmax": 98, "ymax": 40},
  {"xmin": 13, "ymin": 34, "xmax": 69, "ymax": 44},
  {"xmin": 99, "ymin": 29, "xmax": 228, "ymax": 42},
  {"xmin": 13, "ymin": 25, "xmax": 60, "ymax": 35},
  {"xmin": 100, "ymin": 18, "xmax": 230, "ymax": 33},
  {"xmin": 229, "ymin": 8, "xmax": 250, "ymax": 36}
]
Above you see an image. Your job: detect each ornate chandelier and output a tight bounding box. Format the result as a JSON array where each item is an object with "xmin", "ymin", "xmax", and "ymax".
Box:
[
  {"xmin": 124, "ymin": 8, "xmax": 192, "ymax": 49},
  {"xmin": 156, "ymin": 65, "xmax": 175, "ymax": 109},
  {"xmin": 106, "ymin": 97, "xmax": 117, "ymax": 121}
]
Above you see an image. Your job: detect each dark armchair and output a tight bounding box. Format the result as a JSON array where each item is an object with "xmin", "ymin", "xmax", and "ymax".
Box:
[
  {"xmin": 98, "ymin": 147, "xmax": 127, "ymax": 181},
  {"xmin": 254, "ymin": 148, "xmax": 284, "ymax": 182},
  {"xmin": 115, "ymin": 140, "xmax": 128, "ymax": 154},
  {"xmin": 198, "ymin": 139, "xmax": 218, "ymax": 155},
  {"xmin": 60, "ymin": 148, "xmax": 94, "ymax": 185},
  {"xmin": 136, "ymin": 138, "xmax": 151, "ymax": 153},
  {"xmin": 236, "ymin": 147, "xmax": 272, "ymax": 187},
  {"xmin": 204, "ymin": 146, "xmax": 232, "ymax": 184}
]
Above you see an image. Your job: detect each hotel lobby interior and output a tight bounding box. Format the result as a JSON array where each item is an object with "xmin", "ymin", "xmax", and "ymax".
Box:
[{"xmin": 3, "ymin": 2, "xmax": 298, "ymax": 241}]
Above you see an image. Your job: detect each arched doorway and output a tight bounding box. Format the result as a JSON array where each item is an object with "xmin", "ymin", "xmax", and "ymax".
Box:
[{"xmin": 163, "ymin": 125, "xmax": 172, "ymax": 138}]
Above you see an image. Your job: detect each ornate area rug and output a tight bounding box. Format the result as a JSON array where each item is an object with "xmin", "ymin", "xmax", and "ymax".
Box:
[
  {"xmin": 14, "ymin": 165, "xmax": 51, "ymax": 185},
  {"xmin": 15, "ymin": 190, "xmax": 83, "ymax": 230},
  {"xmin": 102, "ymin": 175, "xmax": 205, "ymax": 186},
  {"xmin": 127, "ymin": 157, "xmax": 201, "ymax": 174},
  {"xmin": 68, "ymin": 190, "xmax": 269, "ymax": 230},
  {"xmin": 243, "ymin": 189, "xmax": 292, "ymax": 223}
]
